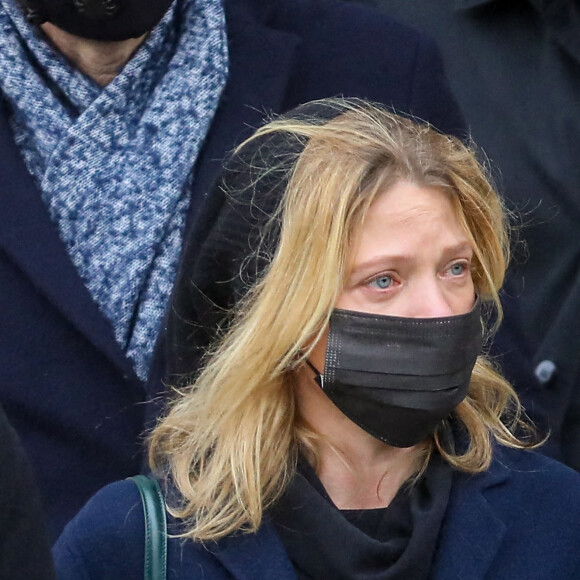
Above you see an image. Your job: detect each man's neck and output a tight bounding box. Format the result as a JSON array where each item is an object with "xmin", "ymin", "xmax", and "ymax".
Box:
[{"xmin": 41, "ymin": 22, "xmax": 146, "ymax": 86}]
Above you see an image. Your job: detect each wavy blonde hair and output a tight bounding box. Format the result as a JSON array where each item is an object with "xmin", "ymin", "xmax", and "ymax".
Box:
[{"xmin": 150, "ymin": 99, "xmax": 534, "ymax": 542}]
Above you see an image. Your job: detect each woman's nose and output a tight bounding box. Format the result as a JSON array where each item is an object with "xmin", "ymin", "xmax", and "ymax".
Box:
[{"xmin": 405, "ymin": 280, "xmax": 457, "ymax": 319}]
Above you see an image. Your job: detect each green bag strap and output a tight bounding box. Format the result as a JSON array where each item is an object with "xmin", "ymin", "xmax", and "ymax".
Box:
[{"xmin": 130, "ymin": 475, "xmax": 167, "ymax": 580}]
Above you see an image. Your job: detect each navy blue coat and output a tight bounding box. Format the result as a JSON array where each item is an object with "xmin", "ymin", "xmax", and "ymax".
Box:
[
  {"xmin": 0, "ymin": 0, "xmax": 463, "ymax": 541},
  {"xmin": 53, "ymin": 447, "xmax": 580, "ymax": 579}
]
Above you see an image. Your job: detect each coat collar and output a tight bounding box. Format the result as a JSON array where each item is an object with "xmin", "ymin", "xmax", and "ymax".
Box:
[
  {"xmin": 183, "ymin": 0, "xmax": 301, "ymax": 235},
  {"xmin": 431, "ymin": 449, "xmax": 511, "ymax": 579},
  {"xmin": 211, "ymin": 519, "xmax": 296, "ymax": 580}
]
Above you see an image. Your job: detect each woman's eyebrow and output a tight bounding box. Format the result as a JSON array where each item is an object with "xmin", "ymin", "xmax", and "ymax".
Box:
[
  {"xmin": 351, "ymin": 254, "xmax": 414, "ymax": 275},
  {"xmin": 441, "ymin": 241, "xmax": 474, "ymax": 257},
  {"xmin": 349, "ymin": 241, "xmax": 473, "ymax": 276}
]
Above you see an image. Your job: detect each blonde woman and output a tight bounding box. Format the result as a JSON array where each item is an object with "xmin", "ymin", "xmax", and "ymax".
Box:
[{"xmin": 54, "ymin": 99, "xmax": 580, "ymax": 580}]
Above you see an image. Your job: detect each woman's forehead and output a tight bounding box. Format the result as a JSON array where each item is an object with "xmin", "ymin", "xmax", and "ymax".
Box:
[{"xmin": 349, "ymin": 181, "xmax": 470, "ymax": 253}]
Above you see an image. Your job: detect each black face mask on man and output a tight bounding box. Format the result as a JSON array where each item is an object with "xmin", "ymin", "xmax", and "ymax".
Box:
[
  {"xmin": 17, "ymin": 0, "xmax": 174, "ymax": 41},
  {"xmin": 307, "ymin": 298, "xmax": 483, "ymax": 448}
]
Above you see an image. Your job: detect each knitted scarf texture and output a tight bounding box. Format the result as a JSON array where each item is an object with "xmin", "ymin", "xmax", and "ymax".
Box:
[{"xmin": 0, "ymin": 0, "xmax": 229, "ymax": 379}]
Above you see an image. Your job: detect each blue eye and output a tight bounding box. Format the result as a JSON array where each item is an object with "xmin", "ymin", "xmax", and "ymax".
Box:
[
  {"xmin": 449, "ymin": 263, "xmax": 466, "ymax": 276},
  {"xmin": 369, "ymin": 275, "xmax": 393, "ymax": 289}
]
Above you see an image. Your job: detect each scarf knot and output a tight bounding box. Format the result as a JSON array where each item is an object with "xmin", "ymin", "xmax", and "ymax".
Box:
[{"xmin": 0, "ymin": 0, "xmax": 229, "ymax": 379}]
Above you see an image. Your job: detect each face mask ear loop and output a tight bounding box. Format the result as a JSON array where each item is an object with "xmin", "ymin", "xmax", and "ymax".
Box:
[{"xmin": 305, "ymin": 359, "xmax": 324, "ymax": 389}]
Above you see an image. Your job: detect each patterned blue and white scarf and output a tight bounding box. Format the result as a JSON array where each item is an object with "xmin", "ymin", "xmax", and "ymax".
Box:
[{"xmin": 0, "ymin": 0, "xmax": 228, "ymax": 380}]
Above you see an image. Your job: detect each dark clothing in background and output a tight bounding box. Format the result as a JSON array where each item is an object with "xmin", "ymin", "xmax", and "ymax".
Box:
[
  {"xmin": 364, "ymin": 0, "xmax": 580, "ymax": 468},
  {"xmin": 0, "ymin": 0, "xmax": 463, "ymax": 541},
  {"xmin": 0, "ymin": 404, "xmax": 55, "ymax": 579}
]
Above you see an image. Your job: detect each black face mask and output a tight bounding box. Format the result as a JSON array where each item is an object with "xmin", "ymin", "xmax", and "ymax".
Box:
[
  {"xmin": 17, "ymin": 0, "xmax": 174, "ymax": 41},
  {"xmin": 307, "ymin": 299, "xmax": 482, "ymax": 448}
]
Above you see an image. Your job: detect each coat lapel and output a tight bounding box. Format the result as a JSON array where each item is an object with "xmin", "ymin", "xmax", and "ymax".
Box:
[
  {"xmin": 0, "ymin": 100, "xmax": 136, "ymax": 379},
  {"xmin": 212, "ymin": 520, "xmax": 296, "ymax": 580},
  {"xmin": 184, "ymin": 0, "xmax": 301, "ymax": 235},
  {"xmin": 432, "ymin": 457, "xmax": 509, "ymax": 579}
]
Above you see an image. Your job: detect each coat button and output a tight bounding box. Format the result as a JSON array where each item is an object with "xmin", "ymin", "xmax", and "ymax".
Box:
[{"xmin": 534, "ymin": 360, "xmax": 557, "ymax": 385}]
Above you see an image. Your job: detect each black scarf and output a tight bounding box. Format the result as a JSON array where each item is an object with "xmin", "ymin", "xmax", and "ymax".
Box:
[{"xmin": 271, "ymin": 454, "xmax": 452, "ymax": 580}]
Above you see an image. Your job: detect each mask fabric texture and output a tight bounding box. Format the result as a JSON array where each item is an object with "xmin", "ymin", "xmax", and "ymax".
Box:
[
  {"xmin": 17, "ymin": 0, "xmax": 175, "ymax": 41},
  {"xmin": 311, "ymin": 299, "xmax": 482, "ymax": 447}
]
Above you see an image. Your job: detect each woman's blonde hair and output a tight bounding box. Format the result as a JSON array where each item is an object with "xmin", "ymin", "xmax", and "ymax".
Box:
[{"xmin": 150, "ymin": 98, "xmax": 533, "ymax": 541}]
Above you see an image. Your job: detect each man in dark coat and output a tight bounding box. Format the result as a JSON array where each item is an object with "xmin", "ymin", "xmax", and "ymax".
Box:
[
  {"xmin": 0, "ymin": 0, "xmax": 463, "ymax": 540},
  {"xmin": 364, "ymin": 0, "xmax": 580, "ymax": 468}
]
